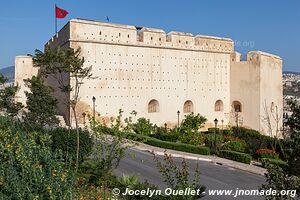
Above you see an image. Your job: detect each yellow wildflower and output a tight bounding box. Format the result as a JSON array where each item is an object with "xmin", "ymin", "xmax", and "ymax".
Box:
[
  {"xmin": 52, "ymin": 170, "xmax": 57, "ymax": 177},
  {"xmin": 61, "ymin": 172, "xmax": 66, "ymax": 182},
  {"xmin": 47, "ymin": 186, "xmax": 52, "ymax": 194}
]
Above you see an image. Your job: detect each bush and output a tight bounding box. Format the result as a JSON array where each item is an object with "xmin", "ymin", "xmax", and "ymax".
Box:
[
  {"xmin": 0, "ymin": 116, "xmax": 21, "ymax": 131},
  {"xmin": 144, "ymin": 137, "xmax": 210, "ymax": 155},
  {"xmin": 49, "ymin": 128, "xmax": 93, "ymax": 165},
  {"xmin": 256, "ymin": 148, "xmax": 279, "ymax": 159},
  {"xmin": 219, "ymin": 150, "xmax": 252, "ymax": 164},
  {"xmin": 207, "ymin": 128, "xmax": 220, "ymax": 133},
  {"xmin": 133, "ymin": 118, "xmax": 153, "ymax": 135},
  {"xmin": 232, "ymin": 127, "xmax": 273, "ymax": 155},
  {"xmin": 152, "ymin": 131, "xmax": 179, "ymax": 142},
  {"xmin": 223, "ymin": 135, "xmax": 240, "ymax": 142},
  {"xmin": 115, "ymin": 175, "xmax": 160, "ymax": 200},
  {"xmin": 0, "ymin": 128, "xmax": 75, "ymax": 199},
  {"xmin": 222, "ymin": 129, "xmax": 233, "ymax": 135},
  {"xmin": 204, "ymin": 133, "xmax": 224, "ymax": 149},
  {"xmin": 221, "ymin": 140, "xmax": 247, "ymax": 153},
  {"xmin": 179, "ymin": 130, "xmax": 205, "ymax": 146},
  {"xmin": 261, "ymin": 158, "xmax": 288, "ymax": 169},
  {"xmin": 123, "ymin": 132, "xmax": 210, "ymax": 155}
]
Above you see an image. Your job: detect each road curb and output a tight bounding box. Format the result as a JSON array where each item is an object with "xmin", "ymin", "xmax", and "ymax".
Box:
[
  {"xmin": 151, "ymin": 151, "xmax": 213, "ymax": 162},
  {"xmin": 131, "ymin": 142, "xmax": 267, "ymax": 176}
]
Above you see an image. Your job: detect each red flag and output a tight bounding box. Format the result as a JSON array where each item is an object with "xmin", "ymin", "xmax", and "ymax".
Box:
[{"xmin": 56, "ymin": 6, "xmax": 68, "ymax": 18}]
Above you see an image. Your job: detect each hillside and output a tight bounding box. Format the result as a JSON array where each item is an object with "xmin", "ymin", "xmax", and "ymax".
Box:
[{"xmin": 0, "ymin": 66, "xmax": 14, "ymax": 83}]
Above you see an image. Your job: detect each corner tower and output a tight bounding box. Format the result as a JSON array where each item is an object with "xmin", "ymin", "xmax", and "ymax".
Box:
[{"xmin": 230, "ymin": 51, "xmax": 283, "ymax": 136}]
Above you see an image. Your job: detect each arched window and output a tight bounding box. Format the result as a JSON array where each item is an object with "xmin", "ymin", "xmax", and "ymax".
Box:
[
  {"xmin": 148, "ymin": 99, "xmax": 159, "ymax": 113},
  {"xmin": 183, "ymin": 100, "xmax": 194, "ymax": 113},
  {"xmin": 215, "ymin": 100, "xmax": 224, "ymax": 112},
  {"xmin": 233, "ymin": 101, "xmax": 242, "ymax": 112}
]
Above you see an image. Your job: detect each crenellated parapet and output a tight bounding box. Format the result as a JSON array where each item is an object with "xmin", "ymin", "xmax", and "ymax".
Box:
[
  {"xmin": 231, "ymin": 51, "xmax": 282, "ymax": 66},
  {"xmin": 45, "ymin": 22, "xmax": 71, "ymax": 50},
  {"xmin": 46, "ymin": 19, "xmax": 234, "ymax": 53}
]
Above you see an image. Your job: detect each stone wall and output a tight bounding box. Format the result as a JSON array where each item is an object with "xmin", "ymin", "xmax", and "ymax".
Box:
[
  {"xmin": 230, "ymin": 51, "xmax": 283, "ymax": 136},
  {"xmin": 14, "ymin": 56, "xmax": 38, "ymax": 106},
  {"xmin": 59, "ymin": 19, "xmax": 232, "ymax": 127}
]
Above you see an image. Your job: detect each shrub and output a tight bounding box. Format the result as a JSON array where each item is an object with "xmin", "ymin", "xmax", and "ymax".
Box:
[
  {"xmin": 49, "ymin": 127, "xmax": 93, "ymax": 165},
  {"xmin": 115, "ymin": 175, "xmax": 160, "ymax": 200},
  {"xmin": 261, "ymin": 158, "xmax": 288, "ymax": 169},
  {"xmin": 223, "ymin": 135, "xmax": 241, "ymax": 142},
  {"xmin": 153, "ymin": 153, "xmax": 206, "ymax": 199},
  {"xmin": 207, "ymin": 128, "xmax": 219, "ymax": 133},
  {"xmin": 232, "ymin": 127, "xmax": 273, "ymax": 155},
  {"xmin": 0, "ymin": 116, "xmax": 21, "ymax": 131},
  {"xmin": 256, "ymin": 148, "xmax": 279, "ymax": 159},
  {"xmin": 152, "ymin": 131, "xmax": 179, "ymax": 142},
  {"xmin": 178, "ymin": 130, "xmax": 205, "ymax": 146},
  {"xmin": 133, "ymin": 118, "xmax": 153, "ymax": 135},
  {"xmin": 0, "ymin": 128, "xmax": 75, "ymax": 199},
  {"xmin": 219, "ymin": 150, "xmax": 252, "ymax": 164},
  {"xmin": 221, "ymin": 140, "xmax": 247, "ymax": 153},
  {"xmin": 100, "ymin": 127, "xmax": 210, "ymax": 155},
  {"xmin": 144, "ymin": 137, "xmax": 210, "ymax": 155},
  {"xmin": 204, "ymin": 133, "xmax": 224, "ymax": 150},
  {"xmin": 222, "ymin": 129, "xmax": 233, "ymax": 135}
]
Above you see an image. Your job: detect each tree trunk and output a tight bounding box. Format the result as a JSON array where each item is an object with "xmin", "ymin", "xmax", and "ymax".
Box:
[{"xmin": 72, "ymin": 106, "xmax": 80, "ymax": 171}]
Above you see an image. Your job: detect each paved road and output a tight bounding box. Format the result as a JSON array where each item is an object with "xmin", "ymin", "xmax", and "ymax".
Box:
[{"xmin": 114, "ymin": 148, "xmax": 266, "ymax": 200}]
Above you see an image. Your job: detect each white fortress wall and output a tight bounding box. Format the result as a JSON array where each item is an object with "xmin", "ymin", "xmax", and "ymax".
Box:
[
  {"xmin": 55, "ymin": 19, "xmax": 234, "ymax": 127},
  {"xmin": 230, "ymin": 51, "xmax": 283, "ymax": 135},
  {"xmin": 15, "ymin": 56, "xmax": 38, "ymax": 106},
  {"xmin": 230, "ymin": 52, "xmax": 262, "ymax": 130},
  {"xmin": 256, "ymin": 52, "xmax": 283, "ymax": 136}
]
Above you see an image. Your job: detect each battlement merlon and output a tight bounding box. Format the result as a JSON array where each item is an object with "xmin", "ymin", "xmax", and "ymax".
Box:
[
  {"xmin": 46, "ymin": 18, "xmax": 234, "ymax": 53},
  {"xmin": 231, "ymin": 51, "xmax": 282, "ymax": 63},
  {"xmin": 247, "ymin": 51, "xmax": 282, "ymax": 60}
]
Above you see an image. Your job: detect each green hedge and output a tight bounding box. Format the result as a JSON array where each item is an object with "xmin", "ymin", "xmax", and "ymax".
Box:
[
  {"xmin": 152, "ymin": 131, "xmax": 179, "ymax": 142},
  {"xmin": 122, "ymin": 132, "xmax": 210, "ymax": 155},
  {"xmin": 261, "ymin": 158, "xmax": 288, "ymax": 169},
  {"xmin": 207, "ymin": 128, "xmax": 220, "ymax": 133},
  {"xmin": 219, "ymin": 150, "xmax": 252, "ymax": 164},
  {"xmin": 145, "ymin": 137, "xmax": 210, "ymax": 155}
]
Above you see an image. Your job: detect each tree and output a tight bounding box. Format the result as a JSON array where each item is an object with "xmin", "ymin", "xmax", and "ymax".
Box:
[
  {"xmin": 133, "ymin": 117, "xmax": 153, "ymax": 135},
  {"xmin": 285, "ymin": 100, "xmax": 300, "ymax": 177},
  {"xmin": 24, "ymin": 76, "xmax": 59, "ymax": 128},
  {"xmin": 180, "ymin": 113, "xmax": 207, "ymax": 132},
  {"xmin": 261, "ymin": 99, "xmax": 300, "ymax": 199},
  {"xmin": 32, "ymin": 47, "xmax": 92, "ymax": 171},
  {"xmin": 0, "ymin": 73, "xmax": 23, "ymax": 117}
]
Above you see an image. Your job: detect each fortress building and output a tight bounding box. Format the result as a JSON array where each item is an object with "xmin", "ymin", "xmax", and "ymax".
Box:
[{"xmin": 15, "ymin": 19, "xmax": 283, "ymax": 135}]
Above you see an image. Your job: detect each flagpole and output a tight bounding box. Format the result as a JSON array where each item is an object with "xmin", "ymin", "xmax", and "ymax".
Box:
[{"xmin": 55, "ymin": 4, "xmax": 57, "ymax": 34}]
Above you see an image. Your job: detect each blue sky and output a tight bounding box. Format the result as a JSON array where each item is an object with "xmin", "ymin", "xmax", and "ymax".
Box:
[{"xmin": 0, "ymin": 0, "xmax": 299, "ymax": 71}]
